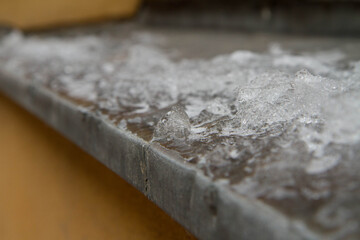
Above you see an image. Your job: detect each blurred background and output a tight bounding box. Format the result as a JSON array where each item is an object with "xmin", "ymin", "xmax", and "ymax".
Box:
[{"xmin": 0, "ymin": 0, "xmax": 359, "ymax": 35}]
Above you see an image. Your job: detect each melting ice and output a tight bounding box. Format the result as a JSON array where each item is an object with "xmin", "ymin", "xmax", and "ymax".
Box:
[{"xmin": 0, "ymin": 31, "xmax": 359, "ymax": 239}]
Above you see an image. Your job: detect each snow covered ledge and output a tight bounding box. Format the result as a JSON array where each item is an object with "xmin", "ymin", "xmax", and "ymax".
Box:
[{"xmin": 0, "ymin": 24, "xmax": 359, "ymax": 240}]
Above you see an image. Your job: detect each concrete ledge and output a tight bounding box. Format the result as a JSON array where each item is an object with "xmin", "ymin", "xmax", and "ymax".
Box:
[{"xmin": 0, "ymin": 69, "xmax": 318, "ymax": 239}]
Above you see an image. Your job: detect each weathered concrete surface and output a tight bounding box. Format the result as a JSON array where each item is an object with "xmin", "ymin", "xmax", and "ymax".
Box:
[
  {"xmin": 1, "ymin": 24, "xmax": 359, "ymax": 240},
  {"xmin": 0, "ymin": 69, "xmax": 317, "ymax": 240}
]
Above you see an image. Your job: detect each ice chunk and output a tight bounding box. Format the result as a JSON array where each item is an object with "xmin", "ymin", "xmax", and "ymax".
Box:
[
  {"xmin": 206, "ymin": 98, "xmax": 231, "ymax": 116},
  {"xmin": 306, "ymin": 155, "xmax": 341, "ymax": 174},
  {"xmin": 229, "ymin": 50, "xmax": 258, "ymax": 64},
  {"xmin": 153, "ymin": 105, "xmax": 191, "ymax": 141}
]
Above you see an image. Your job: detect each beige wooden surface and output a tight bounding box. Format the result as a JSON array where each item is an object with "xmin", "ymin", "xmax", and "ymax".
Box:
[
  {"xmin": 0, "ymin": 93, "xmax": 195, "ymax": 240},
  {"xmin": 0, "ymin": 0, "xmax": 140, "ymax": 29}
]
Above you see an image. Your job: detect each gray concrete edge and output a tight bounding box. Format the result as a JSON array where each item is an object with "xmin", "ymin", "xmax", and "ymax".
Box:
[{"xmin": 0, "ymin": 70, "xmax": 319, "ymax": 240}]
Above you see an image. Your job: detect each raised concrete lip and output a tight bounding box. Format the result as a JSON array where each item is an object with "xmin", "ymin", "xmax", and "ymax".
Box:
[{"xmin": 0, "ymin": 69, "xmax": 319, "ymax": 240}]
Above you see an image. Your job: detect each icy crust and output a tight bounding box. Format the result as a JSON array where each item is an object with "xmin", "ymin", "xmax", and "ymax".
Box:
[{"xmin": 1, "ymin": 31, "xmax": 360, "ymax": 239}]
